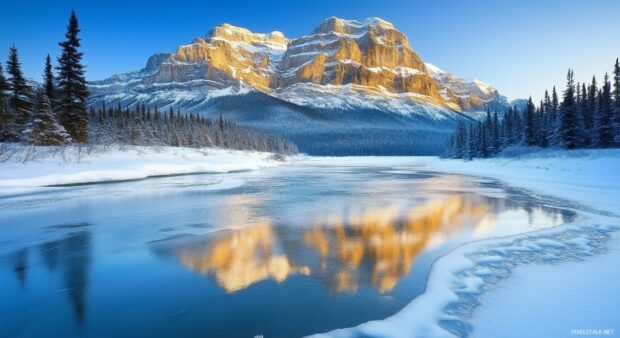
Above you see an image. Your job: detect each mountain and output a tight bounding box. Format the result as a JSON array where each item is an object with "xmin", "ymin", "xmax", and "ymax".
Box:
[{"xmin": 88, "ymin": 17, "xmax": 509, "ymax": 155}]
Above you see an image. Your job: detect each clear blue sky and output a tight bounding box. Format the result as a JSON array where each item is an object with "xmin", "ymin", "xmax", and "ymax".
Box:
[{"xmin": 1, "ymin": 0, "xmax": 619, "ymax": 101}]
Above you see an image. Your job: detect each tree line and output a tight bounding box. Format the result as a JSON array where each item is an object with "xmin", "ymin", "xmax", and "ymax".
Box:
[
  {"xmin": 89, "ymin": 103, "xmax": 298, "ymax": 154},
  {"xmin": 445, "ymin": 59, "xmax": 620, "ymax": 159},
  {"xmin": 0, "ymin": 10, "xmax": 297, "ymax": 155}
]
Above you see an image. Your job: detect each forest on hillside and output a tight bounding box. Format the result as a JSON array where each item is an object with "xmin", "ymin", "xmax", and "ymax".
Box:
[
  {"xmin": 0, "ymin": 11, "xmax": 297, "ymax": 155},
  {"xmin": 444, "ymin": 60, "xmax": 620, "ymax": 159}
]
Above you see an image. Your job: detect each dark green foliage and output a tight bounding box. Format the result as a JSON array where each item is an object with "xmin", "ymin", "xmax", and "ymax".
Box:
[
  {"xmin": 596, "ymin": 74, "xmax": 614, "ymax": 147},
  {"xmin": 445, "ymin": 59, "xmax": 619, "ymax": 159},
  {"xmin": 523, "ymin": 97, "xmax": 537, "ymax": 146},
  {"xmin": 88, "ymin": 104, "xmax": 298, "ymax": 154},
  {"xmin": 0, "ymin": 62, "xmax": 18, "ymax": 141},
  {"xmin": 559, "ymin": 70, "xmax": 583, "ymax": 149},
  {"xmin": 23, "ymin": 89, "xmax": 71, "ymax": 145},
  {"xmin": 43, "ymin": 54, "xmax": 55, "ymax": 106},
  {"xmin": 56, "ymin": 10, "xmax": 89, "ymax": 142},
  {"xmin": 6, "ymin": 45, "xmax": 32, "ymax": 135}
]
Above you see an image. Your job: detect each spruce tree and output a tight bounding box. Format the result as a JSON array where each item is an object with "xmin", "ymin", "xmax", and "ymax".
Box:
[
  {"xmin": 43, "ymin": 54, "xmax": 55, "ymax": 106},
  {"xmin": 0, "ymin": 62, "xmax": 14, "ymax": 141},
  {"xmin": 492, "ymin": 111, "xmax": 501, "ymax": 152},
  {"xmin": 549, "ymin": 86, "xmax": 560, "ymax": 145},
  {"xmin": 579, "ymin": 82, "xmax": 591, "ymax": 146},
  {"xmin": 23, "ymin": 89, "xmax": 71, "ymax": 145},
  {"xmin": 56, "ymin": 10, "xmax": 89, "ymax": 143},
  {"xmin": 596, "ymin": 74, "xmax": 614, "ymax": 147},
  {"xmin": 6, "ymin": 45, "xmax": 33, "ymax": 137},
  {"xmin": 559, "ymin": 70, "xmax": 582, "ymax": 149},
  {"xmin": 523, "ymin": 97, "xmax": 537, "ymax": 146},
  {"xmin": 613, "ymin": 58, "xmax": 620, "ymax": 145}
]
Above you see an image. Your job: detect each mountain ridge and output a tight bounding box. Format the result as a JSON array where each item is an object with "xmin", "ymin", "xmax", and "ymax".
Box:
[
  {"xmin": 89, "ymin": 17, "xmax": 507, "ymax": 116},
  {"xmin": 86, "ymin": 17, "xmax": 508, "ymax": 155}
]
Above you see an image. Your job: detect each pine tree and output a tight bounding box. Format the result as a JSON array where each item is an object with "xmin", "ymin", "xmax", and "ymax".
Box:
[
  {"xmin": 549, "ymin": 86, "xmax": 562, "ymax": 145},
  {"xmin": 0, "ymin": 62, "xmax": 16, "ymax": 141},
  {"xmin": 43, "ymin": 54, "xmax": 55, "ymax": 107},
  {"xmin": 23, "ymin": 89, "xmax": 71, "ymax": 145},
  {"xmin": 559, "ymin": 70, "xmax": 582, "ymax": 149},
  {"xmin": 613, "ymin": 58, "xmax": 620, "ymax": 145},
  {"xmin": 523, "ymin": 97, "xmax": 537, "ymax": 146},
  {"xmin": 579, "ymin": 82, "xmax": 591, "ymax": 146},
  {"xmin": 6, "ymin": 45, "xmax": 33, "ymax": 137},
  {"xmin": 465, "ymin": 124, "xmax": 475, "ymax": 160},
  {"xmin": 56, "ymin": 10, "xmax": 89, "ymax": 143},
  {"xmin": 596, "ymin": 74, "xmax": 614, "ymax": 147},
  {"xmin": 492, "ymin": 111, "xmax": 501, "ymax": 153}
]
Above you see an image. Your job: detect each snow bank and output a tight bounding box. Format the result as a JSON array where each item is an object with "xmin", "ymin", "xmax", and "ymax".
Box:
[
  {"xmin": 470, "ymin": 242, "xmax": 620, "ymax": 338},
  {"xmin": 312, "ymin": 222, "xmax": 618, "ymax": 338},
  {"xmin": 306, "ymin": 149, "xmax": 620, "ymax": 338},
  {"xmin": 0, "ymin": 146, "xmax": 286, "ymax": 187},
  {"xmin": 415, "ymin": 148, "xmax": 620, "ymax": 215}
]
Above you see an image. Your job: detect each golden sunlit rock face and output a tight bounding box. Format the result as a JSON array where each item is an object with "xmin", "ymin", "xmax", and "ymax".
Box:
[
  {"xmin": 138, "ymin": 17, "xmax": 481, "ymax": 111},
  {"xmin": 164, "ymin": 196, "xmax": 494, "ymax": 294},
  {"xmin": 176, "ymin": 222, "xmax": 309, "ymax": 293},
  {"xmin": 305, "ymin": 196, "xmax": 494, "ymax": 293}
]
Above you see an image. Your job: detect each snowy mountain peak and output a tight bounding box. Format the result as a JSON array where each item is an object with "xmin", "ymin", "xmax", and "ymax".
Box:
[
  {"xmin": 207, "ymin": 23, "xmax": 289, "ymax": 49},
  {"xmin": 88, "ymin": 17, "xmax": 509, "ymax": 116},
  {"xmin": 314, "ymin": 16, "xmax": 396, "ymax": 35}
]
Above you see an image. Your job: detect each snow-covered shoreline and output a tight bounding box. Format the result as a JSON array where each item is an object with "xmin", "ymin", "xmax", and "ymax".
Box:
[
  {"xmin": 305, "ymin": 149, "xmax": 620, "ymax": 338},
  {"xmin": 0, "ymin": 146, "xmax": 289, "ymax": 187}
]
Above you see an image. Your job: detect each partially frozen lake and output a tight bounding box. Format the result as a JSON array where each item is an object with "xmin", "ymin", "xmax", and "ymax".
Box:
[{"xmin": 0, "ymin": 160, "xmax": 582, "ymax": 337}]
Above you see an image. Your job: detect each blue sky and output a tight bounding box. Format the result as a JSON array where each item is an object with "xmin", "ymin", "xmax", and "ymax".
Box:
[{"xmin": 1, "ymin": 0, "xmax": 619, "ymax": 101}]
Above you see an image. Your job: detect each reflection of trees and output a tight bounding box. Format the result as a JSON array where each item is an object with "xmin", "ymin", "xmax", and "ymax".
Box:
[
  {"xmin": 57, "ymin": 232, "xmax": 91, "ymax": 324},
  {"xmin": 13, "ymin": 249, "xmax": 28, "ymax": 288},
  {"xmin": 7, "ymin": 230, "xmax": 92, "ymax": 325}
]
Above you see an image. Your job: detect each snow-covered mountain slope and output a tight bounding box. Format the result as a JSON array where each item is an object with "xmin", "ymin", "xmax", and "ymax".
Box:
[
  {"xmin": 88, "ymin": 17, "xmax": 507, "ymax": 115},
  {"xmin": 87, "ymin": 17, "xmax": 509, "ymax": 155}
]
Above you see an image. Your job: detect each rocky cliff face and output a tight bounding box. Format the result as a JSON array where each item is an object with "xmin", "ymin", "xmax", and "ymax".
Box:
[{"xmin": 88, "ymin": 17, "xmax": 508, "ymax": 116}]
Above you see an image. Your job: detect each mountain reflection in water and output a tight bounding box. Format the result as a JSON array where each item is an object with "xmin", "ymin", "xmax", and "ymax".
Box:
[{"xmin": 153, "ymin": 195, "xmax": 496, "ymax": 294}]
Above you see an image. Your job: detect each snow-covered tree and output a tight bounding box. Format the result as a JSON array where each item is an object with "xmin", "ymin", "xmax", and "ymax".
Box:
[
  {"xmin": 559, "ymin": 70, "xmax": 583, "ymax": 149},
  {"xmin": 595, "ymin": 74, "xmax": 614, "ymax": 147},
  {"xmin": 613, "ymin": 58, "xmax": 620, "ymax": 145},
  {"xmin": 0, "ymin": 62, "xmax": 18, "ymax": 141},
  {"xmin": 43, "ymin": 54, "xmax": 56, "ymax": 109},
  {"xmin": 6, "ymin": 45, "xmax": 32, "ymax": 136},
  {"xmin": 523, "ymin": 97, "xmax": 537, "ymax": 146},
  {"xmin": 23, "ymin": 89, "xmax": 70, "ymax": 145},
  {"xmin": 56, "ymin": 10, "xmax": 89, "ymax": 143}
]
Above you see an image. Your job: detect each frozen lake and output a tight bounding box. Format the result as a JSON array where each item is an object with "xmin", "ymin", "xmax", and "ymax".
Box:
[{"xmin": 0, "ymin": 160, "xmax": 579, "ymax": 337}]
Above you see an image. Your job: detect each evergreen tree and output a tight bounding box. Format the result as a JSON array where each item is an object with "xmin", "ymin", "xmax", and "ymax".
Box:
[
  {"xmin": 579, "ymin": 82, "xmax": 591, "ymax": 145},
  {"xmin": 6, "ymin": 45, "xmax": 33, "ymax": 136},
  {"xmin": 613, "ymin": 58, "xmax": 620, "ymax": 145},
  {"xmin": 23, "ymin": 89, "xmax": 71, "ymax": 145},
  {"xmin": 596, "ymin": 74, "xmax": 614, "ymax": 147},
  {"xmin": 523, "ymin": 97, "xmax": 537, "ymax": 146},
  {"xmin": 550, "ymin": 86, "xmax": 560, "ymax": 145},
  {"xmin": 492, "ymin": 111, "xmax": 501, "ymax": 153},
  {"xmin": 559, "ymin": 70, "xmax": 582, "ymax": 149},
  {"xmin": 0, "ymin": 62, "xmax": 16, "ymax": 141},
  {"xmin": 587, "ymin": 76, "xmax": 598, "ymax": 143},
  {"xmin": 43, "ymin": 54, "xmax": 55, "ymax": 107},
  {"xmin": 56, "ymin": 10, "xmax": 89, "ymax": 143},
  {"xmin": 465, "ymin": 125, "xmax": 475, "ymax": 160}
]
